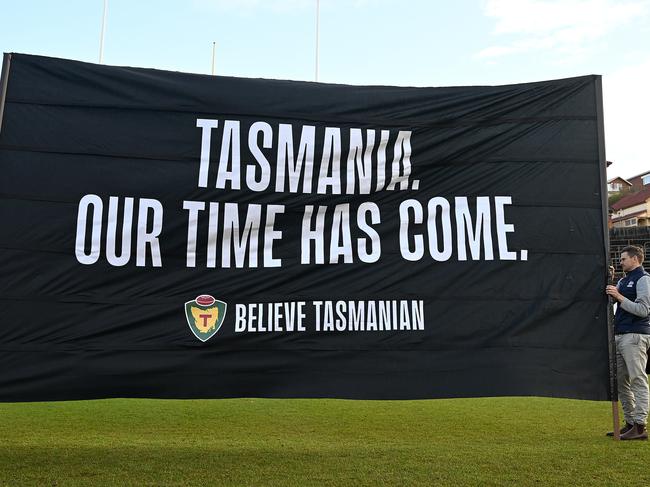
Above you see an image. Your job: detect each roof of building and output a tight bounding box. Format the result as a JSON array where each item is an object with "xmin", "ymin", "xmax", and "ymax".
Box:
[
  {"xmin": 611, "ymin": 186, "xmax": 650, "ymax": 210},
  {"xmin": 625, "ymin": 170, "xmax": 650, "ymax": 184},
  {"xmin": 608, "ymin": 176, "xmax": 632, "ymax": 185}
]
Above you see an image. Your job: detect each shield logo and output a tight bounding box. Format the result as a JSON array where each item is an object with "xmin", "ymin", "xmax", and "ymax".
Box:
[{"xmin": 185, "ymin": 295, "xmax": 227, "ymax": 342}]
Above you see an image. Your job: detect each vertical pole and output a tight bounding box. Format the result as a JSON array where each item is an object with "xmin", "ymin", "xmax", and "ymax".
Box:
[
  {"xmin": 99, "ymin": 0, "xmax": 108, "ymax": 63},
  {"xmin": 0, "ymin": 53, "xmax": 12, "ymax": 137},
  {"xmin": 594, "ymin": 75, "xmax": 619, "ymax": 440},
  {"xmin": 315, "ymin": 0, "xmax": 320, "ymax": 81},
  {"xmin": 607, "ymin": 266, "xmax": 620, "ymax": 440},
  {"xmin": 609, "ymin": 304, "xmax": 621, "ymax": 441},
  {"xmin": 211, "ymin": 42, "xmax": 216, "ymax": 75}
]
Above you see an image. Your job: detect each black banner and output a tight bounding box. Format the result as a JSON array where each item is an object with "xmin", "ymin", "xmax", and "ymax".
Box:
[{"xmin": 0, "ymin": 53, "xmax": 610, "ymax": 401}]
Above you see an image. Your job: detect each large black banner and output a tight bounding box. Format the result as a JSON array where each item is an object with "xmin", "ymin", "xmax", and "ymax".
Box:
[{"xmin": 0, "ymin": 53, "xmax": 610, "ymax": 401}]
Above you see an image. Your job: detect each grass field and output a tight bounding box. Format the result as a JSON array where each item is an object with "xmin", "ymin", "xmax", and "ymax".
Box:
[{"xmin": 0, "ymin": 397, "xmax": 649, "ymax": 486}]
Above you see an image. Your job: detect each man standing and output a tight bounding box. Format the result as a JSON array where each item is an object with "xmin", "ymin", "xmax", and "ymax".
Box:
[{"xmin": 606, "ymin": 245, "xmax": 650, "ymax": 440}]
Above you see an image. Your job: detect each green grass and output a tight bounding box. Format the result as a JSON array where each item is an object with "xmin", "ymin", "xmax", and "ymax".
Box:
[{"xmin": 0, "ymin": 397, "xmax": 649, "ymax": 486}]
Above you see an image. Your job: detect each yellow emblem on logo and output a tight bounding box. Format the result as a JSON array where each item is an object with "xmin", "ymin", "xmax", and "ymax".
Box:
[{"xmin": 190, "ymin": 306, "xmax": 220, "ymax": 334}]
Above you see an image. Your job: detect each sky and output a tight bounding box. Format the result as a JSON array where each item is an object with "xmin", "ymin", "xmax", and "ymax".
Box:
[{"xmin": 0, "ymin": 0, "xmax": 648, "ymax": 180}]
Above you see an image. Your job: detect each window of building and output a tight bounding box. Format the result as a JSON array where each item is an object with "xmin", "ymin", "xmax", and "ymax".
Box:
[
  {"xmin": 625, "ymin": 218, "xmax": 638, "ymax": 227},
  {"xmin": 642, "ymin": 174, "xmax": 650, "ymax": 185},
  {"xmin": 608, "ymin": 182, "xmax": 622, "ymax": 191}
]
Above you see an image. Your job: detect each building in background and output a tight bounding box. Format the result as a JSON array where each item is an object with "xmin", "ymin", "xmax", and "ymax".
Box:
[
  {"xmin": 608, "ymin": 176, "xmax": 632, "ymax": 194},
  {"xmin": 611, "ymin": 186, "xmax": 650, "ymax": 228},
  {"xmin": 624, "ymin": 171, "xmax": 650, "ymax": 192}
]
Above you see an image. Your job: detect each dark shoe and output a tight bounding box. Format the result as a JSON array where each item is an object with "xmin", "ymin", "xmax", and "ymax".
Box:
[
  {"xmin": 606, "ymin": 422, "xmax": 633, "ymax": 437},
  {"xmin": 620, "ymin": 423, "xmax": 648, "ymax": 440}
]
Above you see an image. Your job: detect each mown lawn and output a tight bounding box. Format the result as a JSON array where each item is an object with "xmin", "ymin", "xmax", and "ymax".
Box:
[{"xmin": 0, "ymin": 397, "xmax": 649, "ymax": 486}]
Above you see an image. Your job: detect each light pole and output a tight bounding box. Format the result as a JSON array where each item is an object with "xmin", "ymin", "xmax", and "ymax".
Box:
[
  {"xmin": 99, "ymin": 0, "xmax": 107, "ymax": 63},
  {"xmin": 211, "ymin": 42, "xmax": 216, "ymax": 75},
  {"xmin": 315, "ymin": 0, "xmax": 320, "ymax": 81}
]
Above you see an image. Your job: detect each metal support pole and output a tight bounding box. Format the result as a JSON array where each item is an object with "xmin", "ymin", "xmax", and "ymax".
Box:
[
  {"xmin": 0, "ymin": 53, "xmax": 12, "ymax": 137},
  {"xmin": 315, "ymin": 0, "xmax": 319, "ymax": 81},
  {"xmin": 594, "ymin": 75, "xmax": 619, "ymax": 440},
  {"xmin": 99, "ymin": 0, "xmax": 108, "ymax": 63},
  {"xmin": 608, "ymin": 288, "xmax": 621, "ymax": 440},
  {"xmin": 211, "ymin": 42, "xmax": 216, "ymax": 75}
]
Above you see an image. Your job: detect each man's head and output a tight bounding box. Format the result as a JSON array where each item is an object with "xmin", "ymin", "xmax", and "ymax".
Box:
[{"xmin": 620, "ymin": 245, "xmax": 645, "ymax": 272}]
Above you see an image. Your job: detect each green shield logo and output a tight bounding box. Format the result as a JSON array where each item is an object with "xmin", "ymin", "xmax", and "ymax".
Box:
[{"xmin": 185, "ymin": 295, "xmax": 227, "ymax": 342}]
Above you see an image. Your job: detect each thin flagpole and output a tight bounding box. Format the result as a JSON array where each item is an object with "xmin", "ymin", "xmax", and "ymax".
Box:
[
  {"xmin": 99, "ymin": 0, "xmax": 108, "ymax": 63},
  {"xmin": 211, "ymin": 42, "xmax": 216, "ymax": 75},
  {"xmin": 315, "ymin": 0, "xmax": 319, "ymax": 81}
]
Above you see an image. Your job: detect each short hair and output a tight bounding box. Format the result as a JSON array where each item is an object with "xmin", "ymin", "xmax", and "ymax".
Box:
[{"xmin": 622, "ymin": 245, "xmax": 645, "ymax": 263}]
